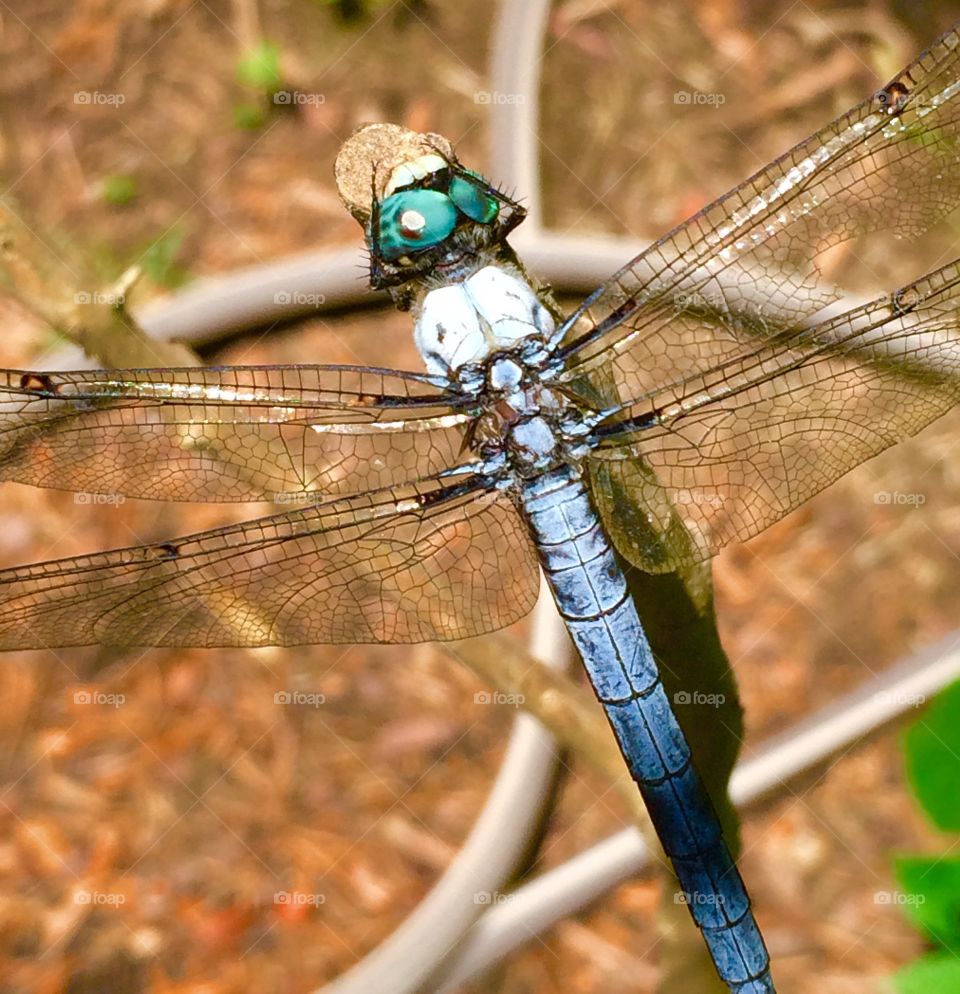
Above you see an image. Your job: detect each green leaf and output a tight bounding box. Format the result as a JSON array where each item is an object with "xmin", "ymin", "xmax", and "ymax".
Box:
[
  {"xmin": 903, "ymin": 679, "xmax": 960, "ymax": 830},
  {"xmin": 139, "ymin": 227, "xmax": 188, "ymax": 289},
  {"xmin": 233, "ymin": 102, "xmax": 266, "ymax": 130},
  {"xmin": 894, "ymin": 856, "xmax": 960, "ymax": 949},
  {"xmin": 101, "ymin": 174, "xmax": 136, "ymax": 206},
  {"xmin": 236, "ymin": 41, "xmax": 282, "ymax": 92},
  {"xmin": 894, "ymin": 953, "xmax": 960, "ymax": 994}
]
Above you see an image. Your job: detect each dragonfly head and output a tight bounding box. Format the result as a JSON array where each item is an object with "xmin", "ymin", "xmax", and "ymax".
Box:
[{"xmin": 336, "ymin": 124, "xmax": 526, "ymax": 304}]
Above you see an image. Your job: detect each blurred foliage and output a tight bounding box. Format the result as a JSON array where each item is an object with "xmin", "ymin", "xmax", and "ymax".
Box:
[
  {"xmin": 235, "ymin": 41, "xmax": 282, "ymax": 91},
  {"xmin": 234, "ymin": 41, "xmax": 283, "ymax": 130},
  {"xmin": 139, "ymin": 226, "xmax": 189, "ymax": 289},
  {"xmin": 312, "ymin": 0, "xmax": 367, "ymax": 19},
  {"xmin": 903, "ymin": 681, "xmax": 960, "ymax": 831},
  {"xmin": 895, "ymin": 857, "xmax": 960, "ymax": 951},
  {"xmin": 894, "ymin": 954, "xmax": 960, "ymax": 993},
  {"xmin": 233, "ymin": 101, "xmax": 268, "ymax": 130},
  {"xmin": 894, "ymin": 680, "xmax": 960, "ymax": 991},
  {"xmin": 101, "ymin": 174, "xmax": 137, "ymax": 207},
  {"xmin": 311, "ymin": 0, "xmax": 431, "ymax": 21}
]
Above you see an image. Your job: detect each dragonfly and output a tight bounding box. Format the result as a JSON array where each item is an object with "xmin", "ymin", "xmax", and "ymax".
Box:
[{"xmin": 3, "ymin": 22, "xmax": 960, "ymax": 994}]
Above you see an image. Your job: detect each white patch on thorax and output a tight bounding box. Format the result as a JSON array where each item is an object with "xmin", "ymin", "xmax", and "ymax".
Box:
[{"xmin": 414, "ymin": 266, "xmax": 554, "ymax": 378}]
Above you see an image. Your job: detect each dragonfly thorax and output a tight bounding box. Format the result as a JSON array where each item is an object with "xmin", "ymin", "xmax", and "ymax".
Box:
[
  {"xmin": 413, "ymin": 264, "xmax": 589, "ymax": 477},
  {"xmin": 504, "ymin": 415, "xmax": 561, "ymax": 476},
  {"xmin": 413, "ymin": 265, "xmax": 555, "ymax": 379}
]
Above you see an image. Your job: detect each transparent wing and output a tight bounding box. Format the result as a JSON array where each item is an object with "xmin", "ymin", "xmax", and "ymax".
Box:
[
  {"xmin": 0, "ymin": 475, "xmax": 539, "ymax": 649},
  {"xmin": 0, "ymin": 365, "xmax": 472, "ymax": 502},
  {"xmin": 587, "ymin": 260, "xmax": 960, "ymax": 572},
  {"xmin": 554, "ymin": 24, "xmax": 960, "ymax": 409}
]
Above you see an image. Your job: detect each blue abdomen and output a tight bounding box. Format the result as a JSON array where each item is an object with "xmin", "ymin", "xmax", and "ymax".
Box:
[{"xmin": 520, "ymin": 465, "xmax": 774, "ymax": 992}]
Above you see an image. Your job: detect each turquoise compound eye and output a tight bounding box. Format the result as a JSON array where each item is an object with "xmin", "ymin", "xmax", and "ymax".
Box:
[
  {"xmin": 449, "ymin": 174, "xmax": 499, "ymax": 223},
  {"xmin": 378, "ymin": 189, "xmax": 457, "ymax": 261}
]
